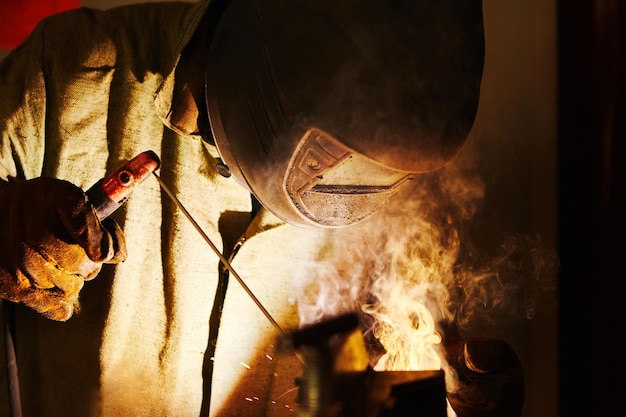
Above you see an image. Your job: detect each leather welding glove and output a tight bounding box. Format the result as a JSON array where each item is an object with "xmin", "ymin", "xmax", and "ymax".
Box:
[
  {"xmin": 442, "ymin": 324, "xmax": 525, "ymax": 417},
  {"xmin": 0, "ymin": 177, "xmax": 127, "ymax": 321}
]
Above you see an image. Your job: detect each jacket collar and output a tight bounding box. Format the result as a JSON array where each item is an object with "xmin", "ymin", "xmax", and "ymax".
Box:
[
  {"xmin": 154, "ymin": 0, "xmax": 212, "ymax": 140},
  {"xmin": 153, "ymin": 0, "xmax": 290, "ymax": 236}
]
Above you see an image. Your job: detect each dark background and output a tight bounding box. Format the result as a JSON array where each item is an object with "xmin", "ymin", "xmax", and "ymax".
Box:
[{"xmin": 559, "ymin": 1, "xmax": 626, "ymax": 416}]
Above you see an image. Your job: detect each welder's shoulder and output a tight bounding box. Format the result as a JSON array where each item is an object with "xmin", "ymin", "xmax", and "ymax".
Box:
[{"xmin": 37, "ymin": 3, "xmax": 198, "ymax": 71}]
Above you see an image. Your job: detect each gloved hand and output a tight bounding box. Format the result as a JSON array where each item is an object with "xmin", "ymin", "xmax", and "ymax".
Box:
[
  {"xmin": 0, "ymin": 177, "xmax": 127, "ymax": 321},
  {"xmin": 441, "ymin": 323, "xmax": 525, "ymax": 417}
]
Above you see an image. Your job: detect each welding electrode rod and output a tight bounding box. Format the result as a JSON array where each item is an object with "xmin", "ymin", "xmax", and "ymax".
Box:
[{"xmin": 152, "ymin": 172, "xmax": 284, "ymax": 335}]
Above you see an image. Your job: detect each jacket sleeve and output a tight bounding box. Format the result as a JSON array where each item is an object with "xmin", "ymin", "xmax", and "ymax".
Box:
[{"xmin": 0, "ymin": 19, "xmax": 48, "ymax": 182}]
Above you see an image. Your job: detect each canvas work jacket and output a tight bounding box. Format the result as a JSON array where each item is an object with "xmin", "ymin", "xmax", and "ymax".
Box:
[{"xmin": 0, "ymin": 1, "xmax": 334, "ymax": 416}]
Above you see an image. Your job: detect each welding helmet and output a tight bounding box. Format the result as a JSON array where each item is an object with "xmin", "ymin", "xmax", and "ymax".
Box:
[{"xmin": 205, "ymin": 0, "xmax": 485, "ymax": 227}]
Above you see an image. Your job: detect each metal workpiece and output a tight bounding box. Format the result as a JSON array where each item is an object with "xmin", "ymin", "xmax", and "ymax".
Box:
[{"xmin": 283, "ymin": 313, "xmax": 448, "ymax": 417}]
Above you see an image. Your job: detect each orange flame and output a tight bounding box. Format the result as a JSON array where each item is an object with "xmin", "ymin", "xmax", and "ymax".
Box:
[
  {"xmin": 296, "ymin": 157, "xmax": 556, "ymax": 415},
  {"xmin": 296, "ymin": 161, "xmax": 484, "ymax": 363}
]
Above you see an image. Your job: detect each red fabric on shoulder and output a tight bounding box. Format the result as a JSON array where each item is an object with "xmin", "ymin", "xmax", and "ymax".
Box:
[{"xmin": 0, "ymin": 0, "xmax": 80, "ymax": 49}]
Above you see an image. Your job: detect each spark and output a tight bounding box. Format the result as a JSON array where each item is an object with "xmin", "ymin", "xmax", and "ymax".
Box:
[{"xmin": 272, "ymin": 387, "xmax": 299, "ymax": 401}]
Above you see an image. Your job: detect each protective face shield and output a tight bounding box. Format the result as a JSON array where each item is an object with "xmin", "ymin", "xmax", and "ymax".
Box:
[{"xmin": 205, "ymin": 0, "xmax": 485, "ymax": 227}]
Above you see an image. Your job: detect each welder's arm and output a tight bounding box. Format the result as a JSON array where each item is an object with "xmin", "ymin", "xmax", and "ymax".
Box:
[
  {"xmin": 442, "ymin": 325, "xmax": 525, "ymax": 417},
  {"xmin": 0, "ymin": 177, "xmax": 127, "ymax": 321}
]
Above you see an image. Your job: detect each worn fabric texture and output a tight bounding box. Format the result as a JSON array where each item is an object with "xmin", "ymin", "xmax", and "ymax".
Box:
[{"xmin": 0, "ymin": 1, "xmax": 332, "ymax": 416}]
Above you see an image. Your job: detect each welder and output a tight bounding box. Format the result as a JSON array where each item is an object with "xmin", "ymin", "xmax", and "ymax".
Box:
[{"xmin": 0, "ymin": 0, "xmax": 521, "ymax": 416}]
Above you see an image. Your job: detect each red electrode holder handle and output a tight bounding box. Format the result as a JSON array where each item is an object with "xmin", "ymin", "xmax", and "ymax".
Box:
[{"xmin": 86, "ymin": 150, "xmax": 161, "ymax": 220}]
